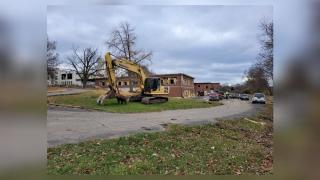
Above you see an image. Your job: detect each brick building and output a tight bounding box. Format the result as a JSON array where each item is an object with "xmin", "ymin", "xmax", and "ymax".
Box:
[
  {"xmin": 94, "ymin": 77, "xmax": 140, "ymax": 91},
  {"xmin": 194, "ymin": 82, "xmax": 221, "ymax": 96},
  {"xmin": 154, "ymin": 73, "xmax": 195, "ymax": 98},
  {"xmin": 95, "ymin": 73, "xmax": 195, "ymax": 98}
]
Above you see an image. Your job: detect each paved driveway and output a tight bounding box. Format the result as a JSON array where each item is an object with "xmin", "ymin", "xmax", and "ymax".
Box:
[{"xmin": 47, "ymin": 99, "xmax": 261, "ymax": 147}]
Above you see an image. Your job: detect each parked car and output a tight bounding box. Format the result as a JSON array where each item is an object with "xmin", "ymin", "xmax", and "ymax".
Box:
[
  {"xmin": 240, "ymin": 94, "xmax": 250, "ymax": 101},
  {"xmin": 230, "ymin": 93, "xmax": 239, "ymax": 99},
  {"xmin": 217, "ymin": 91, "xmax": 225, "ymax": 100},
  {"xmin": 252, "ymin": 93, "xmax": 266, "ymax": 104},
  {"xmin": 208, "ymin": 92, "xmax": 220, "ymax": 101}
]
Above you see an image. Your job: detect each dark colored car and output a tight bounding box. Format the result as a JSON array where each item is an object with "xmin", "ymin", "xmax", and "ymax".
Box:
[
  {"xmin": 217, "ymin": 91, "xmax": 225, "ymax": 100},
  {"xmin": 208, "ymin": 92, "xmax": 220, "ymax": 101},
  {"xmin": 240, "ymin": 94, "xmax": 250, "ymax": 100}
]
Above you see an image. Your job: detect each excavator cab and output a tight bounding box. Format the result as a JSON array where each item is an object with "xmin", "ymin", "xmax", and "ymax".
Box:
[
  {"xmin": 144, "ymin": 77, "xmax": 161, "ymax": 93},
  {"xmin": 141, "ymin": 77, "xmax": 168, "ymax": 104}
]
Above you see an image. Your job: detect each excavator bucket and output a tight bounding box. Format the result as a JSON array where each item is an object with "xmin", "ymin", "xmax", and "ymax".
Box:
[{"xmin": 96, "ymin": 89, "xmax": 117, "ymax": 105}]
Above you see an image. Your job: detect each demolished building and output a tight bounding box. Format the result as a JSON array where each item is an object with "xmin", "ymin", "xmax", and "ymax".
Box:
[
  {"xmin": 154, "ymin": 73, "xmax": 195, "ymax": 98},
  {"xmin": 194, "ymin": 82, "xmax": 221, "ymax": 96},
  {"xmin": 95, "ymin": 73, "xmax": 195, "ymax": 98}
]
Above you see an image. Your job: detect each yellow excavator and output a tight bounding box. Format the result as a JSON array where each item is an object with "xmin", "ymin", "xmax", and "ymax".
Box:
[{"xmin": 96, "ymin": 52, "xmax": 169, "ymax": 105}]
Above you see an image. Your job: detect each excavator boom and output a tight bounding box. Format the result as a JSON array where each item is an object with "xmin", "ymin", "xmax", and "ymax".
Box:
[
  {"xmin": 97, "ymin": 52, "xmax": 168, "ymax": 105},
  {"xmin": 104, "ymin": 52, "xmax": 118, "ymax": 93}
]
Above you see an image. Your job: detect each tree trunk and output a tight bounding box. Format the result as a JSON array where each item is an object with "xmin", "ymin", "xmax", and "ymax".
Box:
[{"xmin": 82, "ymin": 80, "xmax": 87, "ymax": 89}]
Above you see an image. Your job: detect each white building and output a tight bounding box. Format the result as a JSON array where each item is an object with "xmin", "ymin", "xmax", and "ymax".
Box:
[
  {"xmin": 48, "ymin": 68, "xmax": 101, "ymax": 87},
  {"xmin": 48, "ymin": 69, "xmax": 82, "ymax": 86},
  {"xmin": 57, "ymin": 69, "xmax": 82, "ymax": 86}
]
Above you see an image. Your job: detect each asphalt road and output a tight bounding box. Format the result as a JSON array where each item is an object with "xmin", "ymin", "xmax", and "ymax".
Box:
[{"xmin": 47, "ymin": 99, "xmax": 263, "ymax": 147}]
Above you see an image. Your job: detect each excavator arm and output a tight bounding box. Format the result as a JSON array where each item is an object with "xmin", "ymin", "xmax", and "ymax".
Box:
[
  {"xmin": 105, "ymin": 52, "xmax": 147, "ymax": 92},
  {"xmin": 97, "ymin": 52, "xmax": 168, "ymax": 105},
  {"xmin": 97, "ymin": 52, "xmax": 147, "ymax": 104},
  {"xmin": 104, "ymin": 52, "xmax": 118, "ymax": 93}
]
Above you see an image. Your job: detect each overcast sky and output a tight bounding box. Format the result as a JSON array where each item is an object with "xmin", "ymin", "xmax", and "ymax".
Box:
[{"xmin": 47, "ymin": 5, "xmax": 272, "ymax": 84}]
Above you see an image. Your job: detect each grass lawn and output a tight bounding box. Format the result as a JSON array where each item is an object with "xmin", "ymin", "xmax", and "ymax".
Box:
[
  {"xmin": 47, "ymin": 104, "xmax": 273, "ymax": 175},
  {"xmin": 47, "ymin": 90, "xmax": 221, "ymax": 113}
]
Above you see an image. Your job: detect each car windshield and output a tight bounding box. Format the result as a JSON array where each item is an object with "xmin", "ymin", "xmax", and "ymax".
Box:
[
  {"xmin": 254, "ymin": 93, "xmax": 265, "ymax": 98},
  {"xmin": 241, "ymin": 94, "xmax": 248, "ymax": 97}
]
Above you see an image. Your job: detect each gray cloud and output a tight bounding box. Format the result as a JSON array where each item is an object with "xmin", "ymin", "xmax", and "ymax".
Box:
[{"xmin": 47, "ymin": 5, "xmax": 272, "ymax": 84}]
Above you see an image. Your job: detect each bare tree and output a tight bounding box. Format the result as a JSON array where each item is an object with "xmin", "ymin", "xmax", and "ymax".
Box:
[
  {"xmin": 106, "ymin": 22, "xmax": 152, "ymax": 92},
  {"xmin": 47, "ymin": 37, "xmax": 59, "ymax": 80},
  {"xmin": 242, "ymin": 20, "xmax": 273, "ymax": 94},
  {"xmin": 67, "ymin": 47, "xmax": 102, "ymax": 88},
  {"xmin": 245, "ymin": 65, "xmax": 270, "ymax": 94},
  {"xmin": 258, "ymin": 20, "xmax": 273, "ymax": 81},
  {"xmin": 141, "ymin": 64, "xmax": 155, "ymax": 76}
]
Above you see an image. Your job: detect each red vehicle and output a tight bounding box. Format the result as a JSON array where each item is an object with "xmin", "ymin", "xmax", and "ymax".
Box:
[
  {"xmin": 208, "ymin": 92, "xmax": 220, "ymax": 101},
  {"xmin": 217, "ymin": 91, "xmax": 225, "ymax": 100}
]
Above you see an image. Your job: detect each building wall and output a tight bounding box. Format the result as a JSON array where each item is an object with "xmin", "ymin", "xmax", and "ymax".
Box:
[
  {"xmin": 50, "ymin": 69, "xmax": 82, "ymax": 86},
  {"xmin": 95, "ymin": 77, "xmax": 140, "ymax": 92},
  {"xmin": 194, "ymin": 83, "xmax": 221, "ymax": 96},
  {"xmin": 155, "ymin": 74, "xmax": 195, "ymax": 98},
  {"xmin": 95, "ymin": 79, "xmax": 107, "ymax": 87},
  {"xmin": 48, "ymin": 68, "xmax": 107, "ymax": 87},
  {"xmin": 94, "ymin": 73, "xmax": 195, "ymax": 97}
]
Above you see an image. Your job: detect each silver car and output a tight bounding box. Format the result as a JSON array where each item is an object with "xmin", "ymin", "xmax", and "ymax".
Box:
[
  {"xmin": 252, "ymin": 93, "xmax": 266, "ymax": 104},
  {"xmin": 240, "ymin": 94, "xmax": 250, "ymax": 101}
]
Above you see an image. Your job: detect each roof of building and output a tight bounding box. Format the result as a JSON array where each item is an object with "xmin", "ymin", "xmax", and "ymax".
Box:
[{"xmin": 153, "ymin": 73, "xmax": 194, "ymax": 79}]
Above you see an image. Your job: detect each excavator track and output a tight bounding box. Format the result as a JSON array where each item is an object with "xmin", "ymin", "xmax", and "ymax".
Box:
[{"xmin": 141, "ymin": 96, "xmax": 168, "ymax": 104}]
